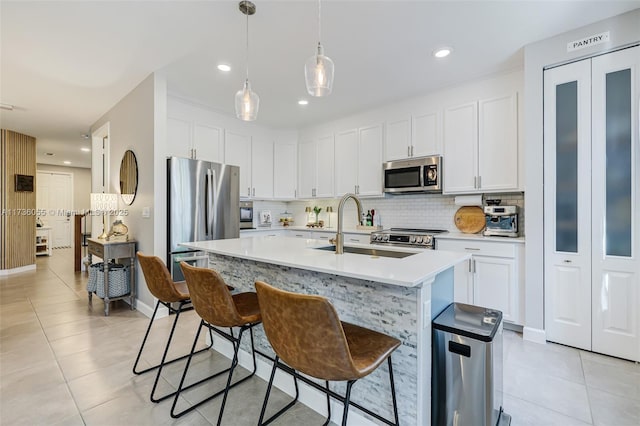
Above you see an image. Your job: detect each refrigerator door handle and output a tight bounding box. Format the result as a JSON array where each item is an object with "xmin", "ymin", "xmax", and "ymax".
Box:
[
  {"xmin": 209, "ymin": 168, "xmax": 217, "ymax": 237},
  {"xmin": 204, "ymin": 169, "xmax": 209, "ymax": 237}
]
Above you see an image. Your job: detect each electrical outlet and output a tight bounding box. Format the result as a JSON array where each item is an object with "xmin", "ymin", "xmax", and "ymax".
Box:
[{"xmin": 142, "ymin": 207, "xmax": 150, "ymax": 218}]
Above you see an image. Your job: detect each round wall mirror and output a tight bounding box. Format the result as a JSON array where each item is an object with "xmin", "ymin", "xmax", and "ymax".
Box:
[{"xmin": 119, "ymin": 150, "xmax": 138, "ymax": 205}]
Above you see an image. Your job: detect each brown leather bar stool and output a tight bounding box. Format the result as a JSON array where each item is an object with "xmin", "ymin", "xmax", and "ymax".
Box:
[
  {"xmin": 255, "ymin": 280, "xmax": 401, "ymax": 426},
  {"xmin": 171, "ymin": 262, "xmax": 261, "ymax": 424},
  {"xmin": 134, "ymin": 252, "xmax": 217, "ymax": 403}
]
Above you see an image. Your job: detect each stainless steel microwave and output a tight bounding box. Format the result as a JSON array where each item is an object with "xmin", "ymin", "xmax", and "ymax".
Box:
[{"xmin": 383, "ymin": 155, "xmax": 442, "ymax": 193}]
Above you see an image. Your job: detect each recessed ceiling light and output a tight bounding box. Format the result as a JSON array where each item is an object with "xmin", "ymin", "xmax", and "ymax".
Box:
[
  {"xmin": 298, "ymin": 99, "xmax": 309, "ymax": 106},
  {"xmin": 81, "ymin": 147, "xmax": 91, "ymax": 152},
  {"xmin": 45, "ymin": 152, "xmax": 55, "ymax": 156},
  {"xmin": 433, "ymin": 47, "xmax": 453, "ymax": 58},
  {"xmin": 217, "ymin": 64, "xmax": 231, "ymax": 72},
  {"xmin": 63, "ymin": 161, "xmax": 71, "ymax": 165},
  {"xmin": 81, "ymin": 133, "xmax": 89, "ymax": 139},
  {"xmin": 0, "ymin": 103, "xmax": 14, "ymax": 111}
]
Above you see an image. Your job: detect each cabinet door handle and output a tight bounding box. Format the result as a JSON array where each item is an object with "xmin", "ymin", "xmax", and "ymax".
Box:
[
  {"xmin": 294, "ymin": 189, "xmax": 297, "ymax": 198},
  {"xmin": 252, "ymin": 188, "xmax": 255, "ymax": 197},
  {"xmin": 473, "ymin": 176, "xmax": 477, "ymax": 189},
  {"xmin": 563, "ymin": 259, "xmax": 572, "ymax": 263},
  {"xmin": 468, "ymin": 259, "xmax": 472, "ymax": 273},
  {"xmin": 410, "ymin": 145, "xmax": 414, "ymax": 157},
  {"xmin": 477, "ymin": 175, "xmax": 481, "ymax": 189},
  {"xmin": 349, "ymin": 238, "xmax": 359, "ymax": 242},
  {"xmin": 408, "ymin": 146, "xmax": 411, "ymax": 157},
  {"xmin": 295, "ymin": 234, "xmax": 303, "ymax": 237},
  {"xmin": 464, "ymin": 247, "xmax": 480, "ymax": 251},
  {"xmin": 472, "ymin": 260, "xmax": 476, "ymax": 273},
  {"xmin": 319, "ymin": 236, "xmax": 329, "ymax": 240}
]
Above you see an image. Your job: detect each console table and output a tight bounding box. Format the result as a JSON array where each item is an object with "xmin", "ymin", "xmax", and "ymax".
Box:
[{"xmin": 87, "ymin": 238, "xmax": 136, "ymax": 316}]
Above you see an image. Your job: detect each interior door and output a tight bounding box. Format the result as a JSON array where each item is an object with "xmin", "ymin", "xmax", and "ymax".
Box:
[
  {"xmin": 37, "ymin": 172, "xmax": 73, "ymax": 248},
  {"xmin": 543, "ymin": 59, "xmax": 592, "ymax": 351},
  {"xmin": 590, "ymin": 46, "xmax": 640, "ymax": 361}
]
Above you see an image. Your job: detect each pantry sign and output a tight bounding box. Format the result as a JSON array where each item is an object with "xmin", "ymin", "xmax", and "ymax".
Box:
[{"xmin": 567, "ymin": 31, "xmax": 610, "ymax": 52}]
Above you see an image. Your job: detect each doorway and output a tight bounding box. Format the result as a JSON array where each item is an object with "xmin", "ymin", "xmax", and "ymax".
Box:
[{"xmin": 36, "ymin": 171, "xmax": 74, "ymax": 248}]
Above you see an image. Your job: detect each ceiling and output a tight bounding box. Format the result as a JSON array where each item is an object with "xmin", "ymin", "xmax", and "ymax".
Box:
[{"xmin": 1, "ymin": 1, "xmax": 639, "ymax": 169}]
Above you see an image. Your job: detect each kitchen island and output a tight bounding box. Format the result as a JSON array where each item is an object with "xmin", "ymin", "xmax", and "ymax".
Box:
[{"xmin": 180, "ymin": 236, "xmax": 470, "ymax": 426}]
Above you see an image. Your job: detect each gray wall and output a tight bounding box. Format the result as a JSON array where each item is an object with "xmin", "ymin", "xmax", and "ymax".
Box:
[
  {"xmin": 91, "ymin": 74, "xmax": 158, "ymax": 312},
  {"xmin": 523, "ymin": 9, "xmax": 640, "ymax": 334}
]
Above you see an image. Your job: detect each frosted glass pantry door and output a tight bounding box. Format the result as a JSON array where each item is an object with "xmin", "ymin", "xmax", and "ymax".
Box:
[
  {"xmin": 543, "ymin": 59, "xmax": 592, "ymax": 351},
  {"xmin": 591, "ymin": 46, "xmax": 640, "ymax": 362}
]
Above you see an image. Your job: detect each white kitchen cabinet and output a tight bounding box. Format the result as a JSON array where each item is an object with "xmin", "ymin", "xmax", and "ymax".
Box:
[
  {"xmin": 273, "ymin": 142, "xmax": 297, "ymax": 199},
  {"xmin": 251, "ymin": 136, "xmax": 274, "ymax": 199},
  {"xmin": 240, "ymin": 230, "xmax": 285, "ymax": 238},
  {"xmin": 286, "ymin": 230, "xmax": 313, "ymax": 239},
  {"xmin": 412, "ymin": 110, "xmax": 441, "ymax": 157},
  {"xmin": 225, "ymin": 131, "xmax": 274, "ymax": 199},
  {"xmin": 343, "ymin": 233, "xmax": 369, "ymax": 244},
  {"xmin": 335, "ymin": 124, "xmax": 383, "ymax": 197},
  {"xmin": 443, "ymin": 93, "xmax": 518, "ymax": 194},
  {"xmin": 384, "ymin": 117, "xmax": 411, "ymax": 161},
  {"xmin": 436, "ymin": 238, "xmax": 524, "ymax": 325},
  {"xmin": 297, "ymin": 135, "xmax": 334, "ymax": 198},
  {"xmin": 224, "ymin": 131, "xmax": 252, "ymax": 198},
  {"xmin": 167, "ymin": 117, "xmax": 224, "ymax": 162},
  {"xmin": 385, "ymin": 111, "xmax": 441, "ymax": 161}
]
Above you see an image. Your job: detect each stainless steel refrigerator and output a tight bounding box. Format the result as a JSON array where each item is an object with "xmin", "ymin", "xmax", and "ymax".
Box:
[{"xmin": 167, "ymin": 156, "xmax": 240, "ymax": 281}]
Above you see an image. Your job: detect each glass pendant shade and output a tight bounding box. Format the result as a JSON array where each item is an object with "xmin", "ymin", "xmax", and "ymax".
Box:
[
  {"xmin": 235, "ymin": 79, "xmax": 259, "ymax": 121},
  {"xmin": 305, "ymin": 43, "xmax": 334, "ymax": 97}
]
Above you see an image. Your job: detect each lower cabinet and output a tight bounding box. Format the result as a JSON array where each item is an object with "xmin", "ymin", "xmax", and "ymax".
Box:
[
  {"xmin": 436, "ymin": 238, "xmax": 524, "ymax": 325},
  {"xmin": 240, "ymin": 230, "xmax": 286, "ymax": 238}
]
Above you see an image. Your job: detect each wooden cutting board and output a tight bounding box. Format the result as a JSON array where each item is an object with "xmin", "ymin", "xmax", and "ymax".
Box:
[{"xmin": 454, "ymin": 206, "xmax": 486, "ymax": 234}]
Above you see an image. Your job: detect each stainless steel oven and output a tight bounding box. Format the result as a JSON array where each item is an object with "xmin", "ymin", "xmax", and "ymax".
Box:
[
  {"xmin": 383, "ymin": 155, "xmax": 442, "ymax": 193},
  {"xmin": 370, "ymin": 228, "xmax": 448, "ymax": 249},
  {"xmin": 240, "ymin": 201, "xmax": 254, "ymax": 229}
]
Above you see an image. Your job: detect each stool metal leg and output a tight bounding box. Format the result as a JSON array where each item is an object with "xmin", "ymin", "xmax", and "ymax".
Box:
[
  {"xmin": 322, "ymin": 381, "xmax": 332, "ymax": 426},
  {"xmin": 171, "ymin": 322, "xmax": 259, "ymax": 419},
  {"xmin": 341, "ymin": 380, "xmax": 355, "ymax": 426},
  {"xmin": 133, "ymin": 300, "xmax": 212, "ymax": 377},
  {"xmin": 258, "ymin": 357, "xmax": 300, "ymax": 426},
  {"xmin": 388, "ymin": 356, "xmax": 400, "ymax": 425}
]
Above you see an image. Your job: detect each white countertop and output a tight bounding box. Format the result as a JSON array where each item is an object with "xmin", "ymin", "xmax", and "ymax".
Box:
[
  {"xmin": 180, "ymin": 236, "xmax": 469, "ymax": 288},
  {"xmin": 435, "ymin": 231, "xmax": 525, "ymax": 243}
]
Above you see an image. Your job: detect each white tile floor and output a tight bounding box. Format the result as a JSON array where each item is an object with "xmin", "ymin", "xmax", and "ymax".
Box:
[{"xmin": 1, "ymin": 248, "xmax": 638, "ymax": 425}]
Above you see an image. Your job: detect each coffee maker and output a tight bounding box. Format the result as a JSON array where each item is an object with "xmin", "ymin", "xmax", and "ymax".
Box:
[{"xmin": 484, "ymin": 205, "xmax": 518, "ymax": 237}]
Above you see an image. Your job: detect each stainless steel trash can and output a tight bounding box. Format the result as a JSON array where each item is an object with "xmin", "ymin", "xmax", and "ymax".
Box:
[{"xmin": 432, "ymin": 302, "xmax": 510, "ymax": 426}]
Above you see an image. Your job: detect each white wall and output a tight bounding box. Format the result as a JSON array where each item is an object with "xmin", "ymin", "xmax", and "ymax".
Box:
[
  {"xmin": 91, "ymin": 74, "xmax": 158, "ymax": 311},
  {"xmin": 523, "ymin": 9, "xmax": 640, "ymax": 336}
]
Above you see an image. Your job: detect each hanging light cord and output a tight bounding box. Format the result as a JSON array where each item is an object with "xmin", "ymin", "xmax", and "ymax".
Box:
[
  {"xmin": 317, "ymin": 0, "xmax": 322, "ymax": 47},
  {"xmin": 245, "ymin": 7, "xmax": 250, "ymax": 81}
]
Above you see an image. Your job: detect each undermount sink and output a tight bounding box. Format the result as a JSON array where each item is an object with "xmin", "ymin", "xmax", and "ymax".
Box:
[{"xmin": 314, "ymin": 245, "xmax": 416, "ymax": 259}]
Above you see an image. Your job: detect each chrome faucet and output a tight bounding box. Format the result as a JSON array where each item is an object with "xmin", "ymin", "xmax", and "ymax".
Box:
[{"xmin": 333, "ymin": 193, "xmax": 363, "ymax": 254}]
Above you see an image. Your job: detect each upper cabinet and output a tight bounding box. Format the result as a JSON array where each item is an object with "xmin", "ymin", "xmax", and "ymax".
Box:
[
  {"xmin": 167, "ymin": 117, "xmax": 224, "ymax": 163},
  {"xmin": 273, "ymin": 141, "xmax": 297, "ymax": 199},
  {"xmin": 384, "ymin": 111, "xmax": 441, "ymax": 161},
  {"xmin": 225, "ymin": 131, "xmax": 274, "ymax": 199},
  {"xmin": 443, "ymin": 93, "xmax": 518, "ymax": 194},
  {"xmin": 335, "ymin": 123, "xmax": 383, "ymax": 197},
  {"xmin": 225, "ymin": 131, "xmax": 253, "ymax": 198},
  {"xmin": 298, "ymin": 135, "xmax": 334, "ymax": 198}
]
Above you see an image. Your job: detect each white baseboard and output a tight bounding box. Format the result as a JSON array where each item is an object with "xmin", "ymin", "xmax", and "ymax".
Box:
[
  {"xmin": 0, "ymin": 264, "xmax": 36, "ymax": 276},
  {"xmin": 523, "ymin": 327, "xmax": 546, "ymax": 344},
  {"xmin": 132, "ymin": 298, "xmax": 168, "ymax": 319},
  {"xmin": 209, "ymin": 330, "xmax": 374, "ymax": 426}
]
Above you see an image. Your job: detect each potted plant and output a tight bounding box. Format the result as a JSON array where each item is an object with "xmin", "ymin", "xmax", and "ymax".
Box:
[{"xmin": 313, "ymin": 206, "xmax": 322, "ymax": 224}]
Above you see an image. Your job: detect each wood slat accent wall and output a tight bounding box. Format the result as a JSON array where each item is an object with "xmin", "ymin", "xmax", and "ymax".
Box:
[{"xmin": 1, "ymin": 129, "xmax": 37, "ymax": 270}]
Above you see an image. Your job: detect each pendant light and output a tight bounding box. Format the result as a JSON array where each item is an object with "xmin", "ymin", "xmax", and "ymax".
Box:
[
  {"xmin": 304, "ymin": 0, "xmax": 334, "ymax": 97},
  {"xmin": 235, "ymin": 1, "xmax": 259, "ymax": 121}
]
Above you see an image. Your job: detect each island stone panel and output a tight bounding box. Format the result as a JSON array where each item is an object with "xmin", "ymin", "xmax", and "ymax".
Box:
[{"xmin": 208, "ymin": 253, "xmax": 422, "ymax": 426}]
